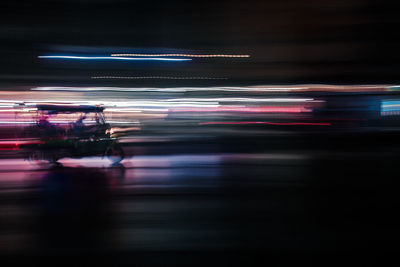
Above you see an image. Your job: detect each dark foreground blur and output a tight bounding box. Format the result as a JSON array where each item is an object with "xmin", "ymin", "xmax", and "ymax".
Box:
[{"xmin": 1, "ymin": 127, "xmax": 400, "ymax": 265}]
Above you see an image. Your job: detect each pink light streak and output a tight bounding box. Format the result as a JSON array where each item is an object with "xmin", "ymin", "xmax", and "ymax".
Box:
[{"xmin": 170, "ymin": 106, "xmax": 310, "ymax": 113}]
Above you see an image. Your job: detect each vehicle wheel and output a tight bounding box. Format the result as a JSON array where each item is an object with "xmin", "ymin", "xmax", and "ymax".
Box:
[
  {"xmin": 48, "ymin": 154, "xmax": 60, "ymax": 164},
  {"xmin": 106, "ymin": 144, "xmax": 125, "ymax": 165},
  {"xmin": 26, "ymin": 151, "xmax": 46, "ymax": 165},
  {"xmin": 89, "ymin": 134, "xmax": 99, "ymax": 141},
  {"xmin": 49, "ymin": 161, "xmax": 63, "ymax": 168},
  {"xmin": 27, "ymin": 151, "xmax": 42, "ymax": 162}
]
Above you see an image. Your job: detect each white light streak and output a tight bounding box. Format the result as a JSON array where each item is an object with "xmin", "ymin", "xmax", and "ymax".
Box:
[
  {"xmin": 0, "ymin": 108, "xmax": 37, "ymax": 112},
  {"xmin": 31, "ymin": 86, "xmax": 307, "ymax": 93},
  {"xmin": 0, "ymin": 121, "xmax": 36, "ymax": 124},
  {"xmin": 163, "ymin": 97, "xmax": 316, "ymax": 103}
]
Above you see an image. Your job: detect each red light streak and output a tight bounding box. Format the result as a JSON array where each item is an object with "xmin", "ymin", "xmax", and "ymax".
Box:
[
  {"xmin": 0, "ymin": 140, "xmax": 45, "ymax": 150},
  {"xmin": 0, "ymin": 142, "xmax": 20, "ymax": 150},
  {"xmin": 199, "ymin": 121, "xmax": 331, "ymax": 126}
]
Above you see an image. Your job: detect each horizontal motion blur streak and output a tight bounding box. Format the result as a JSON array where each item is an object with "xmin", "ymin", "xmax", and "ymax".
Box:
[
  {"xmin": 110, "ymin": 54, "xmax": 250, "ymax": 58},
  {"xmin": 91, "ymin": 76, "xmax": 228, "ymax": 80},
  {"xmin": 38, "ymin": 56, "xmax": 191, "ymax": 61},
  {"xmin": 199, "ymin": 121, "xmax": 331, "ymax": 126}
]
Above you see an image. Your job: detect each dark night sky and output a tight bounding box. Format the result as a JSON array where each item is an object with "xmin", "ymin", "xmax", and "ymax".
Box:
[{"xmin": 1, "ymin": 0, "xmax": 400, "ymax": 86}]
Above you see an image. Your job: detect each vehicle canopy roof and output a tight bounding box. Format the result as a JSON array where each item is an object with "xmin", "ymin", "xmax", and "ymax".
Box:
[{"xmin": 36, "ymin": 104, "xmax": 104, "ymax": 114}]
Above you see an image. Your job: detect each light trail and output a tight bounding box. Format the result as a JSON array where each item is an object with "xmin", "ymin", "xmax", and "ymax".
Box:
[
  {"xmin": 199, "ymin": 121, "xmax": 331, "ymax": 126},
  {"xmin": 169, "ymin": 106, "xmax": 311, "ymax": 113},
  {"xmin": 31, "ymin": 86, "xmax": 307, "ymax": 92},
  {"xmin": 0, "ymin": 121, "xmax": 35, "ymax": 124},
  {"xmin": 91, "ymin": 76, "xmax": 227, "ymax": 80},
  {"xmin": 38, "ymin": 56, "xmax": 191, "ymax": 61},
  {"xmin": 32, "ymin": 85, "xmax": 396, "ymax": 93},
  {"xmin": 111, "ymin": 53, "xmax": 250, "ymax": 58},
  {"xmin": 164, "ymin": 97, "xmax": 316, "ymax": 103}
]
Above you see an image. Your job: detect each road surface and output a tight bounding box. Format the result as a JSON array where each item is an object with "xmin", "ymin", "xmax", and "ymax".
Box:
[{"xmin": 1, "ymin": 140, "xmax": 400, "ymax": 265}]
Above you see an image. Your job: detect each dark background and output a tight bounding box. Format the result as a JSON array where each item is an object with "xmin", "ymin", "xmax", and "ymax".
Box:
[
  {"xmin": 2, "ymin": 2, "xmax": 400, "ymax": 266},
  {"xmin": 1, "ymin": 0, "xmax": 400, "ymax": 86}
]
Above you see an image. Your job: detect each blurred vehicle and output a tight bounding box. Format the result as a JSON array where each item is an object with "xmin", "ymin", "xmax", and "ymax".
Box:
[{"xmin": 21, "ymin": 104, "xmax": 124, "ymax": 166}]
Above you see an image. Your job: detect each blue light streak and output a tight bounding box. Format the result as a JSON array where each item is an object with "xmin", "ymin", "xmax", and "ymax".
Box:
[
  {"xmin": 381, "ymin": 100, "xmax": 400, "ymax": 112},
  {"xmin": 38, "ymin": 55, "xmax": 191, "ymax": 61}
]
